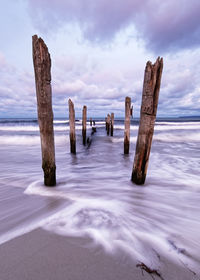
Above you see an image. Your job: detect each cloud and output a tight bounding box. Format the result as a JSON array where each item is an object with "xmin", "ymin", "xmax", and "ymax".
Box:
[
  {"xmin": 1, "ymin": 40, "xmax": 200, "ymax": 118},
  {"xmin": 51, "ymin": 54, "xmax": 200, "ymax": 118},
  {"xmin": 27, "ymin": 0, "xmax": 200, "ymax": 53},
  {"xmin": 156, "ymin": 49, "xmax": 200, "ymax": 116},
  {"xmin": 0, "ymin": 52, "xmax": 6, "ymax": 67},
  {"xmin": 40, "ymin": 46, "xmax": 200, "ymax": 117},
  {"xmin": 0, "ymin": 52, "xmax": 16, "ymax": 74},
  {"xmin": 0, "ymin": 53, "xmax": 37, "ymax": 117}
]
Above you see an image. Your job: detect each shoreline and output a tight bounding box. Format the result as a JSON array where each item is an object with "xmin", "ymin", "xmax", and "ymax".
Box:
[
  {"xmin": 0, "ymin": 228, "xmax": 199, "ymax": 280},
  {"xmin": 1, "ymin": 118, "xmax": 200, "ymax": 280}
]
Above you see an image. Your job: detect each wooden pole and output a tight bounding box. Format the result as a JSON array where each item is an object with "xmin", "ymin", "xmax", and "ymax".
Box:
[
  {"xmin": 68, "ymin": 99, "xmax": 76, "ymax": 154},
  {"xmin": 107, "ymin": 114, "xmax": 110, "ymax": 136},
  {"xmin": 82, "ymin": 105, "xmax": 87, "ymax": 145},
  {"xmin": 111, "ymin": 113, "xmax": 114, "ymax": 136},
  {"xmin": 124, "ymin": 97, "xmax": 131, "ymax": 154},
  {"xmin": 32, "ymin": 35, "xmax": 56, "ymax": 187},
  {"xmin": 130, "ymin": 105, "xmax": 133, "ymax": 117},
  {"xmin": 132, "ymin": 57, "xmax": 163, "ymax": 185},
  {"xmin": 90, "ymin": 118, "xmax": 92, "ymax": 126}
]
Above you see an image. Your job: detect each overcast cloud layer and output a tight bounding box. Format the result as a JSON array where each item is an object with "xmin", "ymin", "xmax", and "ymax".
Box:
[
  {"xmin": 0, "ymin": 0, "xmax": 200, "ymax": 118},
  {"xmin": 28, "ymin": 0, "xmax": 200, "ymax": 53}
]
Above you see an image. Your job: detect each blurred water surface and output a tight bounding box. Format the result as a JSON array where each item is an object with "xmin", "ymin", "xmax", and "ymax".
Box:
[{"xmin": 0, "ymin": 117, "xmax": 200, "ymax": 274}]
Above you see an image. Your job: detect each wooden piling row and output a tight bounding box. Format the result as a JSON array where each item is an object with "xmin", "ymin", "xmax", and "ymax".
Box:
[
  {"xmin": 105, "ymin": 117, "xmax": 108, "ymax": 130},
  {"xmin": 32, "ymin": 35, "xmax": 163, "ymax": 187},
  {"xmin": 111, "ymin": 113, "xmax": 114, "ymax": 136},
  {"xmin": 68, "ymin": 99, "xmax": 76, "ymax": 154},
  {"xmin": 131, "ymin": 57, "xmax": 163, "ymax": 185},
  {"xmin": 105, "ymin": 113, "xmax": 114, "ymax": 136},
  {"xmin": 124, "ymin": 97, "xmax": 131, "ymax": 155},
  {"xmin": 106, "ymin": 114, "xmax": 111, "ymax": 136},
  {"xmin": 82, "ymin": 105, "xmax": 87, "ymax": 145},
  {"xmin": 32, "ymin": 35, "xmax": 56, "ymax": 187}
]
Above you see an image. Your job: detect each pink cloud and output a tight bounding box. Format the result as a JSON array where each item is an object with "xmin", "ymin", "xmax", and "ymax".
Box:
[{"xmin": 28, "ymin": 0, "xmax": 200, "ymax": 52}]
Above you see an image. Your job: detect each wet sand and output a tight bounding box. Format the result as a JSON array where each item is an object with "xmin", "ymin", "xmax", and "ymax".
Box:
[{"xmin": 0, "ymin": 228, "xmax": 199, "ymax": 280}]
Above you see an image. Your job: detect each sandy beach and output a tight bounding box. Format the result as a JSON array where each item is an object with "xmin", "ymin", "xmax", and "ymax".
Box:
[
  {"xmin": 0, "ymin": 228, "xmax": 199, "ymax": 280},
  {"xmin": 1, "ymin": 118, "xmax": 200, "ymax": 280}
]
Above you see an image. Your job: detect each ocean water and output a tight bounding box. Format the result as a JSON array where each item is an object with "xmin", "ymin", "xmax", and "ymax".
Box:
[{"xmin": 0, "ymin": 117, "xmax": 200, "ymax": 274}]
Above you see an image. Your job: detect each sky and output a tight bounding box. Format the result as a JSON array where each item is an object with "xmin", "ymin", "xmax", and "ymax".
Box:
[{"xmin": 0, "ymin": 0, "xmax": 200, "ymax": 118}]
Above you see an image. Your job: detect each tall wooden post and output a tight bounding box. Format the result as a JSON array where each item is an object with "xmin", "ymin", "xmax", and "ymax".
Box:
[
  {"xmin": 124, "ymin": 97, "xmax": 131, "ymax": 154},
  {"xmin": 107, "ymin": 114, "xmax": 110, "ymax": 136},
  {"xmin": 32, "ymin": 35, "xmax": 56, "ymax": 187},
  {"xmin": 90, "ymin": 118, "xmax": 92, "ymax": 126},
  {"xmin": 111, "ymin": 113, "xmax": 114, "ymax": 136},
  {"xmin": 68, "ymin": 99, "xmax": 76, "ymax": 154},
  {"xmin": 132, "ymin": 57, "xmax": 163, "ymax": 185},
  {"xmin": 82, "ymin": 105, "xmax": 87, "ymax": 145}
]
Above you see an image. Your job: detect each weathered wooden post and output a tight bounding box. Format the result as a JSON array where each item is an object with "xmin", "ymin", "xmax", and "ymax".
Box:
[
  {"xmin": 107, "ymin": 114, "xmax": 111, "ymax": 136},
  {"xmin": 124, "ymin": 97, "xmax": 131, "ymax": 154},
  {"xmin": 68, "ymin": 99, "xmax": 76, "ymax": 154},
  {"xmin": 105, "ymin": 117, "xmax": 108, "ymax": 130},
  {"xmin": 130, "ymin": 105, "xmax": 133, "ymax": 117},
  {"xmin": 82, "ymin": 105, "xmax": 87, "ymax": 145},
  {"xmin": 32, "ymin": 35, "xmax": 56, "ymax": 187},
  {"xmin": 90, "ymin": 118, "xmax": 92, "ymax": 126},
  {"xmin": 132, "ymin": 57, "xmax": 163, "ymax": 185},
  {"xmin": 111, "ymin": 113, "xmax": 114, "ymax": 136}
]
